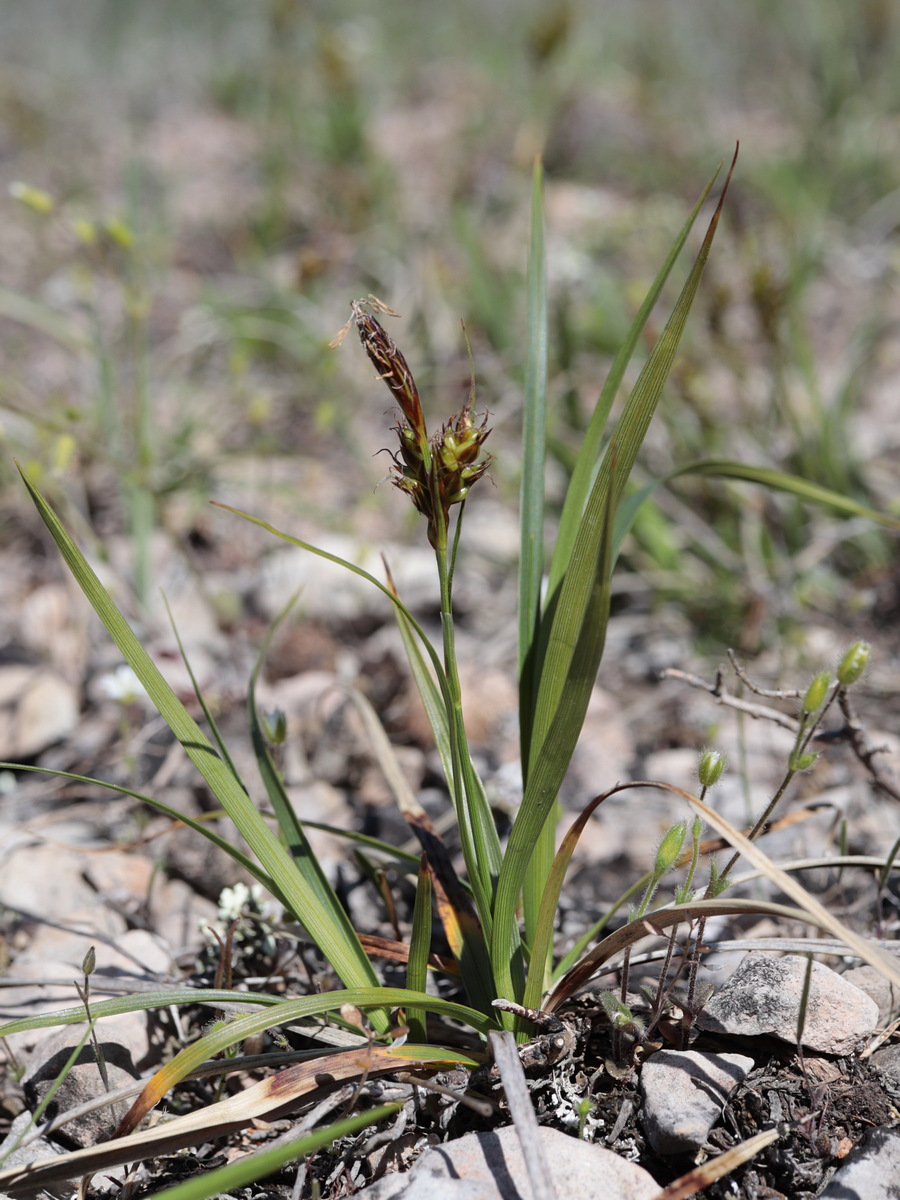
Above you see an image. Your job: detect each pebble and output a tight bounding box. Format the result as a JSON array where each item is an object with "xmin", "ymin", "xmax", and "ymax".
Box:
[
  {"xmin": 22, "ymin": 1028, "xmax": 140, "ymax": 1147},
  {"xmin": 639, "ymin": 1049, "xmax": 754, "ymax": 1155},
  {"xmin": 842, "ymin": 964, "xmax": 900, "ymax": 1028},
  {"xmin": 696, "ymin": 954, "xmax": 879, "ymax": 1055},
  {"xmin": 354, "ymin": 1124, "xmax": 660, "ymax": 1199},
  {"xmin": 819, "ymin": 1126, "xmax": 900, "ymax": 1199},
  {"xmin": 0, "ymin": 665, "xmax": 79, "ymax": 758}
]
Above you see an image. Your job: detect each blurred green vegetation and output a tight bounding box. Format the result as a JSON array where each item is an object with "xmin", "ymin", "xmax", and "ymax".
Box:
[{"xmin": 0, "ymin": 0, "xmax": 897, "ymax": 642}]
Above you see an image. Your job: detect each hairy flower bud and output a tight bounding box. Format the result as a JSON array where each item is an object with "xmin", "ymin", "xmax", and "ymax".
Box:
[
  {"xmin": 698, "ymin": 748, "xmax": 726, "ymax": 788},
  {"xmin": 654, "ymin": 821, "xmax": 687, "ymax": 876},
  {"xmin": 802, "ymin": 670, "xmax": 832, "ymax": 715},
  {"xmin": 837, "ymin": 640, "xmax": 871, "ymax": 687},
  {"xmin": 790, "ymin": 749, "xmax": 819, "ymax": 772}
]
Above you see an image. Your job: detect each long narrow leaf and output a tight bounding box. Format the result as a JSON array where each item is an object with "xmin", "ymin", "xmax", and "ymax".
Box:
[
  {"xmin": 247, "ymin": 605, "xmax": 375, "ymax": 956},
  {"xmin": 18, "ymin": 467, "xmax": 386, "ymax": 1026},
  {"xmin": 517, "ymin": 452, "xmax": 615, "ymax": 988},
  {"xmin": 519, "ymin": 157, "xmax": 549, "ymax": 726},
  {"xmin": 144, "ymin": 1105, "xmax": 401, "ymax": 1200},
  {"xmin": 523, "ymin": 788, "xmax": 612, "ymax": 1010},
  {"xmin": 676, "ymin": 459, "xmax": 900, "ymax": 528},
  {"xmin": 115, "ymin": 986, "xmax": 494, "ymax": 1135},
  {"xmin": 384, "ymin": 560, "xmax": 454, "ymax": 784},
  {"xmin": 163, "ymin": 593, "xmax": 244, "ymax": 784},
  {"xmin": 405, "ymin": 856, "xmax": 432, "ymax": 1042},
  {"xmin": 547, "ymin": 162, "xmax": 724, "ymax": 597},
  {"xmin": 0, "ymin": 763, "xmax": 277, "ymax": 893},
  {"xmin": 613, "ymin": 458, "xmax": 900, "ymax": 560}
]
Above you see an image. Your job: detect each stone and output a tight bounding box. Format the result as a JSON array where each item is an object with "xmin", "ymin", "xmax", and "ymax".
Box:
[
  {"xmin": 0, "ymin": 1111, "xmax": 69, "ymax": 1200},
  {"xmin": 23, "ymin": 1029, "xmax": 141, "ymax": 1147},
  {"xmin": 842, "ymin": 964, "xmax": 900, "ymax": 1028},
  {"xmin": 696, "ymin": 954, "xmax": 879, "ymax": 1055},
  {"xmin": 639, "ymin": 1049, "xmax": 754, "ymax": 1155},
  {"xmin": 819, "ymin": 1126, "xmax": 900, "ymax": 1199},
  {"xmin": 354, "ymin": 1124, "xmax": 660, "ymax": 1199},
  {"xmin": 0, "ymin": 666, "xmax": 79, "ymax": 759}
]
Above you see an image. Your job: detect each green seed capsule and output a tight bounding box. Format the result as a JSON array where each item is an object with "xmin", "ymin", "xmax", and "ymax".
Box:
[
  {"xmin": 837, "ymin": 640, "xmax": 871, "ymax": 687},
  {"xmin": 802, "ymin": 670, "xmax": 832, "ymax": 714},
  {"xmin": 698, "ymin": 748, "xmax": 726, "ymax": 787},
  {"xmin": 654, "ymin": 821, "xmax": 687, "ymax": 875},
  {"xmin": 790, "ymin": 750, "xmax": 819, "ymax": 772}
]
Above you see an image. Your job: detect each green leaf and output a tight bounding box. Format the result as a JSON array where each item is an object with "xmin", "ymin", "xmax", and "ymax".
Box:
[
  {"xmin": 0, "ymin": 988, "xmax": 287, "ymax": 1039},
  {"xmin": 163, "ymin": 593, "xmax": 245, "ymax": 783},
  {"xmin": 513, "ymin": 450, "xmax": 616, "ymax": 990},
  {"xmin": 675, "ymin": 459, "xmax": 900, "ymax": 528},
  {"xmin": 516, "ymin": 158, "xmax": 557, "ymax": 965},
  {"xmin": 0, "ymin": 763, "xmax": 278, "ymax": 894},
  {"xmin": 247, "ymin": 597, "xmax": 373, "ymax": 954},
  {"xmin": 612, "ymin": 458, "xmax": 900, "ymax": 564},
  {"xmin": 115, "ymin": 987, "xmax": 495, "ymax": 1104},
  {"xmin": 405, "ymin": 857, "xmax": 432, "ymax": 1042},
  {"xmin": 519, "ymin": 157, "xmax": 549, "ymax": 728},
  {"xmin": 546, "ymin": 161, "xmax": 724, "ymax": 599},
  {"xmin": 144, "ymin": 1105, "xmax": 402, "ymax": 1200},
  {"xmin": 17, "ymin": 467, "xmax": 387, "ymax": 1029},
  {"xmin": 494, "ymin": 152, "xmax": 738, "ymax": 1010},
  {"xmin": 147, "ymin": 1108, "xmax": 398, "ymax": 1200},
  {"xmin": 387, "ymin": 565, "xmax": 455, "ymax": 784}
]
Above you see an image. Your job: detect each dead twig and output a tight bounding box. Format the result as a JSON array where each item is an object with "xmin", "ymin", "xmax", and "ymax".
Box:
[
  {"xmin": 488, "ymin": 1029, "xmax": 556, "ymax": 1200},
  {"xmin": 837, "ymin": 690, "xmax": 900, "ymax": 803},
  {"xmin": 660, "ymin": 666, "xmax": 799, "ymax": 732},
  {"xmin": 664, "ymin": 654, "xmax": 900, "ymax": 803}
]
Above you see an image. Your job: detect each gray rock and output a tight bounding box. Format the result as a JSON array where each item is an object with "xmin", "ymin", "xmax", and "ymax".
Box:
[
  {"xmin": 0, "ymin": 665, "xmax": 79, "ymax": 759},
  {"xmin": 842, "ymin": 965, "xmax": 900, "ymax": 1028},
  {"xmin": 697, "ymin": 954, "xmax": 879, "ymax": 1055},
  {"xmin": 23, "ymin": 1030, "xmax": 141, "ymax": 1147},
  {"xmin": 355, "ymin": 1125, "xmax": 660, "ymax": 1199},
  {"xmin": 0, "ymin": 1111, "xmax": 69, "ymax": 1200},
  {"xmin": 819, "ymin": 1126, "xmax": 900, "ymax": 1199},
  {"xmin": 639, "ymin": 1049, "xmax": 754, "ymax": 1155}
]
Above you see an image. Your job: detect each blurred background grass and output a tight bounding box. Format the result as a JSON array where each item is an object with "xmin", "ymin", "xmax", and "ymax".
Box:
[{"xmin": 1, "ymin": 0, "xmax": 898, "ymax": 654}]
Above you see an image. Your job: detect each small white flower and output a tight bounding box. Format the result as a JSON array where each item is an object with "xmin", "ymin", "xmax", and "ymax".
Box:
[
  {"xmin": 97, "ymin": 664, "xmax": 147, "ymax": 705},
  {"xmin": 218, "ymin": 882, "xmax": 254, "ymax": 923}
]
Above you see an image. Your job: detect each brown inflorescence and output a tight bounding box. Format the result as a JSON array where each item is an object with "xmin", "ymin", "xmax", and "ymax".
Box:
[{"xmin": 333, "ymin": 297, "xmax": 491, "ymax": 548}]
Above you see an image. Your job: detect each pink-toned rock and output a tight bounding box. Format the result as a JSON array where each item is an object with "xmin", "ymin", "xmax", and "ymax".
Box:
[
  {"xmin": 820, "ymin": 1127, "xmax": 900, "ymax": 1199},
  {"xmin": 697, "ymin": 954, "xmax": 878, "ymax": 1055},
  {"xmin": 640, "ymin": 1049, "xmax": 754, "ymax": 1154},
  {"xmin": 0, "ymin": 666, "xmax": 79, "ymax": 758},
  {"xmin": 842, "ymin": 964, "xmax": 900, "ymax": 1028},
  {"xmin": 355, "ymin": 1124, "xmax": 660, "ymax": 1199}
]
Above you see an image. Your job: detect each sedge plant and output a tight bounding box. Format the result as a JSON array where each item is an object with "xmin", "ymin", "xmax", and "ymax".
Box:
[{"xmin": 4, "ymin": 150, "xmax": 900, "ymax": 1195}]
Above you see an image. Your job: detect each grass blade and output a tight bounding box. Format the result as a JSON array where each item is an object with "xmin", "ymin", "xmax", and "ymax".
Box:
[
  {"xmin": 675, "ymin": 459, "xmax": 900, "ymax": 528},
  {"xmin": 523, "ymin": 789, "xmax": 613, "ymax": 1010},
  {"xmin": 115, "ymin": 986, "xmax": 494, "ymax": 1134},
  {"xmin": 143, "ymin": 1105, "xmax": 401, "ymax": 1200},
  {"xmin": 518, "ymin": 451, "xmax": 616, "ymax": 981},
  {"xmin": 247, "ymin": 610, "xmax": 377, "ymax": 959},
  {"xmin": 405, "ymin": 856, "xmax": 432, "ymax": 1042},
  {"xmin": 613, "ymin": 458, "xmax": 900, "ymax": 559},
  {"xmin": 0, "ymin": 763, "xmax": 277, "ymax": 892},
  {"xmin": 519, "ymin": 156, "xmax": 548, "ymax": 732},
  {"xmin": 547, "ymin": 161, "xmax": 725, "ymax": 598},
  {"xmin": 17, "ymin": 466, "xmax": 386, "ymax": 1025}
]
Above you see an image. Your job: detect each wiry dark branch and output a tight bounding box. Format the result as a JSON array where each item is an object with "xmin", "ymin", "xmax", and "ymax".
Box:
[
  {"xmin": 836, "ymin": 689, "xmax": 900, "ymax": 803},
  {"xmin": 661, "ymin": 666, "xmax": 800, "ymax": 732},
  {"xmin": 726, "ymin": 648, "xmax": 803, "ymax": 699},
  {"xmin": 663, "ymin": 655, "xmax": 900, "ymax": 803}
]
